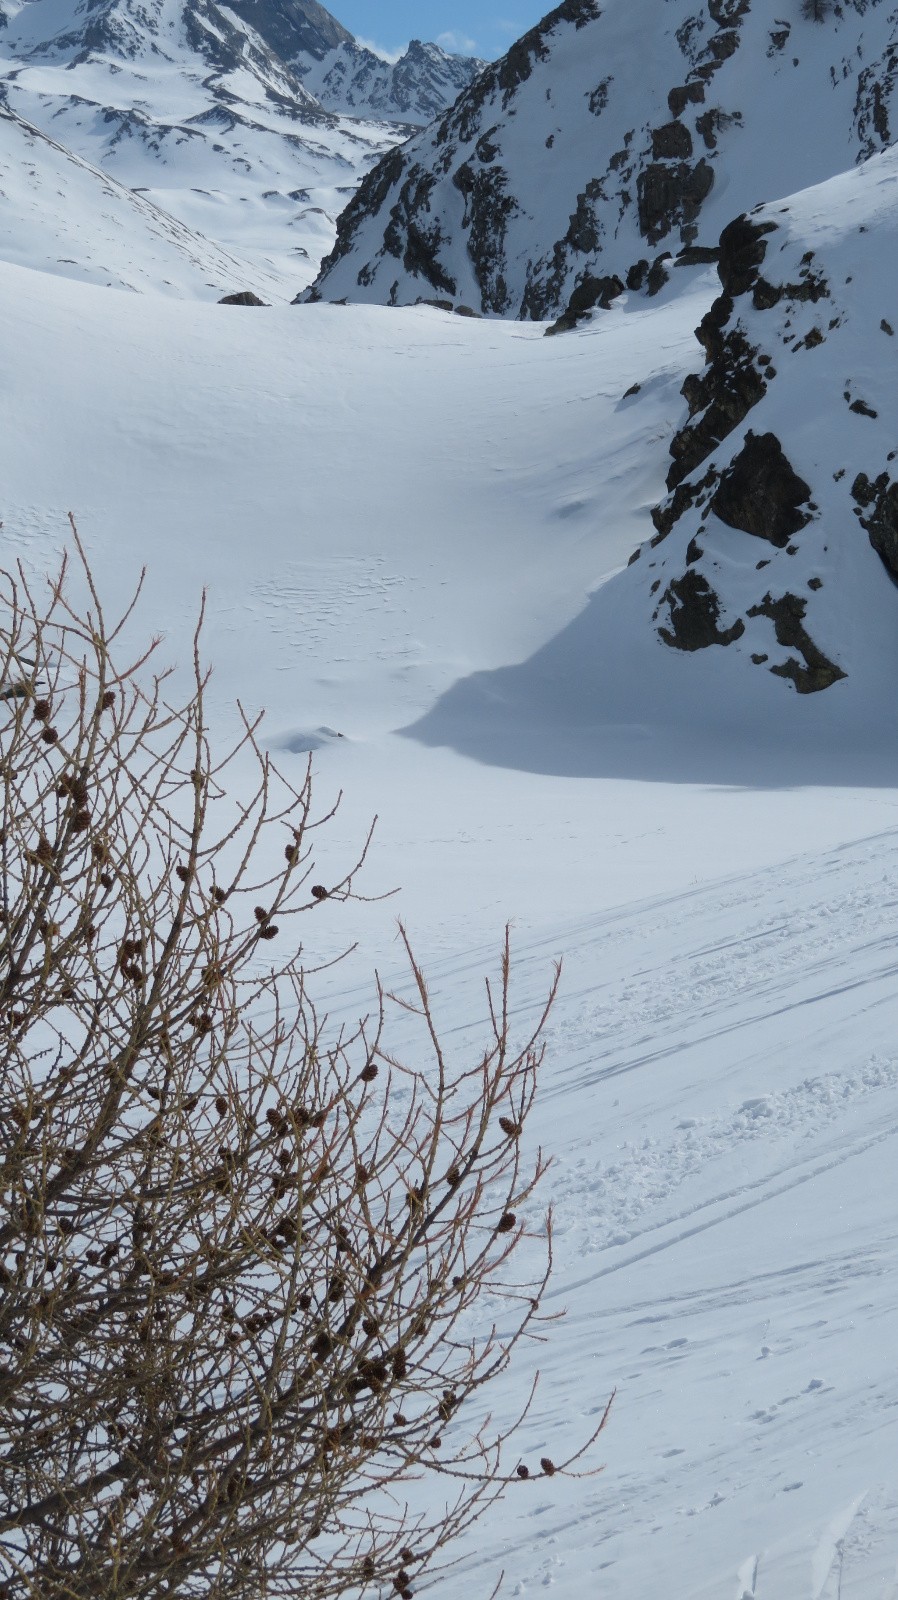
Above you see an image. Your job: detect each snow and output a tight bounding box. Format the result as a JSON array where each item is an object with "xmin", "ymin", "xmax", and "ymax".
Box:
[
  {"xmin": 0, "ymin": 0, "xmax": 409, "ymax": 292},
  {"xmin": 2, "ymin": 191, "xmax": 898, "ymax": 1597}
]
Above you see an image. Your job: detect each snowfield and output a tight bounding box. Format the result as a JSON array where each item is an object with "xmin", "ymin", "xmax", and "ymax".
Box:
[{"xmin": 2, "ymin": 238, "xmax": 898, "ymax": 1598}]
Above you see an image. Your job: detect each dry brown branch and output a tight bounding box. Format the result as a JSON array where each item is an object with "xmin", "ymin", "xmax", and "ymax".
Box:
[{"xmin": 0, "ymin": 536, "xmax": 610, "ymax": 1600}]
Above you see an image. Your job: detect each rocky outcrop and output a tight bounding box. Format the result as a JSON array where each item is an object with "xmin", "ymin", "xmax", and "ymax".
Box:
[
  {"xmin": 851, "ymin": 471, "xmax": 898, "ymax": 580},
  {"xmin": 658, "ymin": 571, "xmax": 745, "ymax": 650},
  {"xmin": 219, "ymin": 290, "xmax": 267, "ymax": 303},
  {"xmin": 545, "ymin": 273, "xmax": 625, "ymax": 334},
  {"xmin": 225, "ymin": 0, "xmax": 352, "ymax": 65},
  {"xmin": 637, "ymin": 158, "xmax": 714, "ymax": 245},
  {"xmin": 709, "ymin": 431, "xmax": 812, "ymax": 546},
  {"xmin": 634, "ymin": 140, "xmax": 898, "ymax": 698},
  {"xmin": 745, "ymin": 593, "xmax": 845, "ymax": 693}
]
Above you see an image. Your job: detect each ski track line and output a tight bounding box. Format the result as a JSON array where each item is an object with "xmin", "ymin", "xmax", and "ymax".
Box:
[{"xmin": 549, "ymin": 1110, "xmax": 898, "ymax": 1297}]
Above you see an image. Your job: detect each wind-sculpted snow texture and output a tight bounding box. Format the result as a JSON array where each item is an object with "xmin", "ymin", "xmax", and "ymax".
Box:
[
  {"xmin": 306, "ymin": 0, "xmax": 898, "ymax": 318},
  {"xmin": 0, "ymin": 0, "xmax": 413, "ymax": 291},
  {"xmin": 640, "ymin": 145, "xmax": 898, "ymax": 695}
]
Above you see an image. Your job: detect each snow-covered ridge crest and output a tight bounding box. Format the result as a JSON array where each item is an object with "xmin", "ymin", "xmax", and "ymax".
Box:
[
  {"xmin": 305, "ymin": 0, "xmax": 898, "ymax": 318},
  {"xmin": 296, "ymin": 37, "xmax": 486, "ymax": 127}
]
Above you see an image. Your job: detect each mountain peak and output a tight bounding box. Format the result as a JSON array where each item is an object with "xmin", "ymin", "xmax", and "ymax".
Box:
[{"xmin": 224, "ymin": 0, "xmax": 353, "ymax": 63}]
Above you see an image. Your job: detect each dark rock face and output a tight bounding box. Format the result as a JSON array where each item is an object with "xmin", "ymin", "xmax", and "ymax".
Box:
[
  {"xmin": 668, "ymin": 81, "xmax": 706, "ymax": 117},
  {"xmin": 452, "ymin": 163, "xmax": 518, "ymax": 312},
  {"xmin": 651, "ymin": 464, "xmax": 718, "ymax": 540},
  {"xmin": 746, "ymin": 593, "xmax": 846, "ymax": 693},
  {"xmin": 219, "ymin": 290, "xmax": 267, "ymax": 304},
  {"xmin": 651, "ymin": 121, "xmax": 694, "ymax": 159},
  {"xmin": 716, "ymin": 214, "xmax": 777, "ymax": 296},
  {"xmin": 545, "ymin": 272, "xmax": 625, "ymax": 334},
  {"xmin": 658, "ymin": 570, "xmax": 745, "ymax": 650},
  {"xmin": 709, "ymin": 431, "xmax": 812, "ymax": 546},
  {"xmin": 852, "ymin": 471, "xmax": 898, "ymax": 580},
  {"xmin": 226, "ymin": 0, "xmax": 351, "ymax": 63},
  {"xmin": 637, "ymin": 158, "xmax": 714, "ymax": 245},
  {"xmin": 667, "ymin": 327, "xmax": 767, "ymax": 489}
]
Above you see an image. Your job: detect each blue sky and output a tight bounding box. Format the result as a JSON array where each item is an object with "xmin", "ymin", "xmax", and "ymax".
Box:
[{"xmin": 332, "ymin": 2, "xmax": 549, "ymax": 60}]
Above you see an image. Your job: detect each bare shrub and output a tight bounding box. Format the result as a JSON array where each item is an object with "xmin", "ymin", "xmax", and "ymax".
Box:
[{"xmin": 0, "ymin": 533, "xmax": 608, "ymax": 1599}]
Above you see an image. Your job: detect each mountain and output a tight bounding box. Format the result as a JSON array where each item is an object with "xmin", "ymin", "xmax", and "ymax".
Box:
[
  {"xmin": 0, "ymin": 99, "xmax": 278, "ymax": 294},
  {"xmin": 304, "ymin": 0, "xmax": 898, "ymax": 317},
  {"xmin": 223, "ymin": 0, "xmax": 354, "ymax": 61},
  {"xmin": 293, "ymin": 38, "xmax": 486, "ymax": 126},
  {"xmin": 0, "ymin": 0, "xmax": 409, "ymax": 292}
]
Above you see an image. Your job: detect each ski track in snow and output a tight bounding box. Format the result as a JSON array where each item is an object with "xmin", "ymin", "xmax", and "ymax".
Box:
[{"xmin": 381, "ymin": 828, "xmax": 898, "ymax": 1600}]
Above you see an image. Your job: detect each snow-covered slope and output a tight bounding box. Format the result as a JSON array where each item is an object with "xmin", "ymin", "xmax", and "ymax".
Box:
[
  {"xmin": 306, "ymin": 0, "xmax": 898, "ymax": 317},
  {"xmin": 296, "ymin": 38, "xmax": 486, "ymax": 127},
  {"xmin": 0, "ymin": 100, "xmax": 275, "ymax": 293},
  {"xmin": 0, "ymin": 0, "xmax": 407, "ymax": 291},
  {"xmin": 633, "ymin": 145, "xmax": 898, "ymax": 706},
  {"xmin": 3, "ymin": 253, "xmax": 898, "ymax": 1599},
  {"xmin": 403, "ymin": 145, "xmax": 898, "ymax": 777}
]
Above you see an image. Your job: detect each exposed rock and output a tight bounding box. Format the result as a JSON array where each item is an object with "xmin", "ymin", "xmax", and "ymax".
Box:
[
  {"xmin": 296, "ymin": 37, "xmax": 486, "ymax": 125},
  {"xmin": 667, "ymin": 327, "xmax": 766, "ymax": 488},
  {"xmin": 651, "ymin": 464, "xmax": 719, "ymax": 539},
  {"xmin": 716, "ymin": 214, "xmax": 777, "ymax": 297},
  {"xmin": 746, "ymin": 592, "xmax": 846, "ymax": 693},
  {"xmin": 304, "ymin": 0, "xmax": 898, "ymax": 321},
  {"xmin": 708, "ymin": 0, "xmax": 750, "ymax": 25},
  {"xmin": 668, "ymin": 81, "xmax": 706, "ymax": 117},
  {"xmin": 675, "ymin": 244, "xmax": 720, "ymax": 266},
  {"xmin": 851, "ymin": 471, "xmax": 898, "ymax": 580},
  {"xmin": 651, "ymin": 121, "xmax": 694, "ymax": 159},
  {"xmin": 637, "ymin": 159, "xmax": 714, "ymax": 246},
  {"xmin": 658, "ymin": 570, "xmax": 745, "ymax": 650},
  {"xmin": 219, "ymin": 290, "xmax": 267, "ymax": 304},
  {"xmin": 545, "ymin": 272, "xmax": 625, "ymax": 334},
  {"xmin": 226, "ymin": 0, "xmax": 351, "ymax": 63},
  {"xmin": 646, "ymin": 255, "xmax": 672, "ymax": 296},
  {"xmin": 709, "ymin": 431, "xmax": 812, "ymax": 546}
]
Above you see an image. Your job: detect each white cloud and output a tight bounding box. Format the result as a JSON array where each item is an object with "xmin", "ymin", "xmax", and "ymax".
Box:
[
  {"xmin": 355, "ymin": 37, "xmax": 407, "ymax": 63},
  {"xmin": 436, "ymin": 29, "xmax": 478, "ymax": 54}
]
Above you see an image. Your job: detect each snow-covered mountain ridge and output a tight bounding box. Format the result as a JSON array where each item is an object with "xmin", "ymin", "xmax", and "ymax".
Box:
[
  {"xmin": 306, "ymin": 0, "xmax": 898, "ymax": 318},
  {"xmin": 296, "ymin": 38, "xmax": 486, "ymax": 127},
  {"xmin": 0, "ymin": 0, "xmax": 482, "ymax": 293}
]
